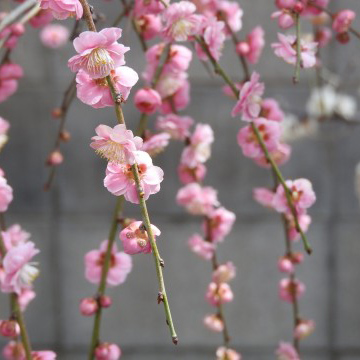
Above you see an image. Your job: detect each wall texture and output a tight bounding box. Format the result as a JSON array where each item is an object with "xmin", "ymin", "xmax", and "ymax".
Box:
[{"xmin": 1, "ymin": 0, "xmax": 360, "ymax": 359}]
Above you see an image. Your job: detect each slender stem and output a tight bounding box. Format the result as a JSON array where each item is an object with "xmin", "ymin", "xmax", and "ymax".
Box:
[
  {"xmin": 152, "ymin": 43, "xmax": 171, "ymax": 88},
  {"xmin": 78, "ymin": 0, "xmax": 178, "ymax": 348},
  {"xmin": 0, "ymin": 0, "xmax": 37, "ymax": 33},
  {"xmin": 131, "ymin": 163, "xmax": 178, "ymax": 344},
  {"xmin": 194, "ymin": 35, "xmax": 312, "ymax": 255},
  {"xmin": 220, "ymin": 15, "xmax": 250, "ymax": 82},
  {"xmin": 106, "ymin": 76, "xmax": 125, "ymax": 125},
  {"xmin": 293, "ymin": 14, "xmax": 301, "ymax": 84},
  {"xmin": 88, "ymin": 196, "xmax": 125, "ymax": 360},
  {"xmin": 0, "ymin": 215, "xmax": 33, "ymax": 360},
  {"xmin": 132, "ymin": 19, "xmax": 148, "ymax": 52},
  {"xmin": 251, "ymin": 123, "xmax": 312, "ymax": 254}
]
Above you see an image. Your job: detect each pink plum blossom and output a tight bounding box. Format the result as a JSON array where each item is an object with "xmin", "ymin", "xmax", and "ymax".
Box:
[
  {"xmin": 294, "ymin": 319, "xmax": 315, "ymax": 339},
  {"xmin": 212, "ymin": 262, "xmax": 236, "ymax": 283},
  {"xmin": 204, "ymin": 314, "xmax": 224, "ymax": 332},
  {"xmin": 84, "ymin": 240, "xmax": 132, "ymax": 286},
  {"xmin": 0, "ymin": 63, "xmax": 23, "ymax": 103},
  {"xmin": 271, "ymin": 10, "xmax": 295, "ymax": 29},
  {"xmin": 231, "ymin": 72, "xmax": 265, "ymax": 120},
  {"xmin": 177, "ymin": 183, "xmax": 219, "ymax": 216},
  {"xmin": 302, "ymin": 0, "xmax": 329, "ymax": 16},
  {"xmin": 315, "ymin": 27, "xmax": 332, "ymax": 48},
  {"xmin": 236, "ymin": 26, "xmax": 265, "ymax": 64},
  {"xmin": 134, "ymin": 88, "xmax": 162, "ymax": 114},
  {"xmin": 0, "ymin": 175, "xmax": 13, "ymax": 212},
  {"xmin": 1, "ymin": 242, "xmax": 40, "ymax": 295},
  {"xmin": 95, "ymin": 343, "xmax": 121, "ymax": 360},
  {"xmin": 237, "ymin": 118, "xmax": 282, "ymax": 158},
  {"xmin": 90, "ymin": 124, "xmax": 143, "ymax": 164},
  {"xmin": 76, "ymin": 66, "xmax": 138, "ymax": 108},
  {"xmin": 79, "ymin": 297, "xmax": 98, "ymax": 316},
  {"xmin": 203, "ymin": 207, "xmax": 236, "ymax": 243},
  {"xmin": 217, "ymin": 0, "xmax": 243, "ymax": 34},
  {"xmin": 2, "ymin": 224, "xmax": 30, "ymax": 251},
  {"xmin": 119, "ymin": 221, "xmax": 161, "ymax": 255},
  {"xmin": 134, "ymin": 14, "xmax": 162, "ymax": 40},
  {"xmin": 68, "ymin": 28, "xmax": 130, "ymax": 79},
  {"xmin": 178, "ymin": 163, "xmax": 207, "ymax": 184},
  {"xmin": 272, "ymin": 178, "xmax": 316, "ymax": 215},
  {"xmin": 156, "ymin": 114, "xmax": 194, "ymax": 140},
  {"xmin": 188, "ymin": 233, "xmax": 215, "ymax": 260},
  {"xmin": 141, "ymin": 132, "xmax": 171, "ymax": 156},
  {"xmin": 253, "ymin": 143, "xmax": 291, "ymax": 168},
  {"xmin": 261, "ymin": 98, "xmax": 284, "ymax": 122},
  {"xmin": 278, "ymin": 256, "xmax": 294, "ymax": 273},
  {"xmin": 287, "ymin": 213, "xmax": 312, "ymax": 241},
  {"xmin": 206, "ymin": 282, "xmax": 234, "ymax": 306},
  {"xmin": 134, "ymin": 0, "xmax": 169, "ymax": 16},
  {"xmin": 253, "ymin": 187, "xmax": 275, "ymax": 208},
  {"xmin": 216, "ymin": 346, "xmax": 241, "ymax": 360},
  {"xmin": 272, "ymin": 33, "xmax": 318, "ymax": 68},
  {"xmin": 104, "ymin": 151, "xmax": 164, "ymax": 203},
  {"xmin": 162, "ymin": 1, "xmax": 202, "ymax": 42},
  {"xmin": 332, "ymin": 10, "xmax": 356, "ymax": 34},
  {"xmin": 279, "ymin": 278, "xmax": 305, "ymax": 303},
  {"xmin": 196, "ymin": 18, "xmax": 226, "ymax": 61},
  {"xmin": 160, "ymin": 79, "xmax": 190, "ymax": 114},
  {"xmin": 39, "ymin": 0, "xmax": 83, "ymax": 20},
  {"xmin": 181, "ymin": 123, "xmax": 214, "ymax": 167},
  {"xmin": 2, "ymin": 341, "xmax": 25, "ymax": 360},
  {"xmin": 40, "ymin": 24, "xmax": 69, "ymax": 48},
  {"xmin": 0, "ymin": 117, "xmax": 9, "ymax": 150},
  {"xmin": 275, "ymin": 341, "xmax": 300, "ymax": 360},
  {"xmin": 143, "ymin": 44, "xmax": 192, "ymax": 83}
]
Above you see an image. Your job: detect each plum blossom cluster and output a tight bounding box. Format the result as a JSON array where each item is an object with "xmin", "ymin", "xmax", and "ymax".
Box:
[
  {"xmin": 176, "ymin": 124, "xmax": 239, "ymax": 358},
  {"xmin": 0, "ymin": 128, "xmax": 55, "ymax": 357}
]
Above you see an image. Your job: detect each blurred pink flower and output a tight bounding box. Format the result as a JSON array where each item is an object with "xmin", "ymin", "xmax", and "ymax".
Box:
[
  {"xmin": 177, "ymin": 183, "xmax": 219, "ymax": 216},
  {"xmin": 275, "ymin": 341, "xmax": 300, "ymax": 360},
  {"xmin": 216, "ymin": 347, "xmax": 241, "ymax": 360},
  {"xmin": 204, "ymin": 314, "xmax": 224, "ymax": 332},
  {"xmin": 2, "ymin": 224, "xmax": 30, "ymax": 251},
  {"xmin": 0, "ymin": 63, "xmax": 23, "ymax": 103},
  {"xmin": 1, "ymin": 242, "xmax": 40, "ymax": 295},
  {"xmin": 272, "ymin": 33, "xmax": 317, "ymax": 68},
  {"xmin": 0, "ymin": 176, "xmax": 13, "ymax": 212},
  {"xmin": 279, "ymin": 278, "xmax": 305, "ymax": 303},
  {"xmin": 332, "ymin": 9, "xmax": 356, "ymax": 34},
  {"xmin": 162, "ymin": 1, "xmax": 202, "ymax": 41},
  {"xmin": 178, "ymin": 163, "xmax": 207, "ymax": 184},
  {"xmin": 79, "ymin": 297, "xmax": 98, "ymax": 316},
  {"xmin": 206, "ymin": 282, "xmax": 234, "ymax": 306},
  {"xmin": 253, "ymin": 187, "xmax": 275, "ymax": 208},
  {"xmin": 237, "ymin": 118, "xmax": 281, "ymax": 158},
  {"xmin": 232, "ymin": 72, "xmax": 265, "ymax": 120},
  {"xmin": 203, "ymin": 207, "xmax": 236, "ymax": 243},
  {"xmin": 40, "ymin": 0, "xmax": 83, "ymax": 20},
  {"xmin": 261, "ymin": 98, "xmax": 284, "ymax": 122},
  {"xmin": 181, "ymin": 123, "xmax": 214, "ymax": 167},
  {"xmin": 188, "ymin": 233, "xmax": 215, "ymax": 260},
  {"xmin": 95, "ymin": 343, "xmax": 121, "ymax": 360},
  {"xmin": 294, "ymin": 319, "xmax": 315, "ymax": 339},
  {"xmin": 134, "ymin": 88, "xmax": 162, "ymax": 114},
  {"xmin": 236, "ymin": 26, "xmax": 265, "ymax": 64},
  {"xmin": 134, "ymin": 14, "xmax": 162, "ymax": 40},
  {"xmin": 40, "ymin": 24, "xmax": 69, "ymax": 48},
  {"xmin": 84, "ymin": 240, "xmax": 132, "ymax": 286},
  {"xmin": 156, "ymin": 114, "xmax": 194, "ymax": 140},
  {"xmin": 141, "ymin": 132, "xmax": 171, "ymax": 156},
  {"xmin": 212, "ymin": 262, "xmax": 236, "ymax": 283}
]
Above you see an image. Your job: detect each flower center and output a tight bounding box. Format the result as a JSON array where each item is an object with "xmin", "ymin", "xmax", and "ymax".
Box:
[
  {"xmin": 87, "ymin": 48, "xmax": 115, "ymax": 79},
  {"xmin": 95, "ymin": 140, "xmax": 126, "ymax": 164}
]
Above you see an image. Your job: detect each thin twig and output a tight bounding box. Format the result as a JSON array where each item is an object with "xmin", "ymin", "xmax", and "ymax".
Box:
[{"xmin": 293, "ymin": 14, "xmax": 302, "ymax": 84}]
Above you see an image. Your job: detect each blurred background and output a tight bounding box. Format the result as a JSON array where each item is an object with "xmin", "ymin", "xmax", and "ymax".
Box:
[{"xmin": 1, "ymin": 0, "xmax": 360, "ymax": 359}]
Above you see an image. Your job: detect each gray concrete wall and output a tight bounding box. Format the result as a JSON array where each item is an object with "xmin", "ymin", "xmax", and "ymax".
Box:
[{"xmin": 1, "ymin": 0, "xmax": 360, "ymax": 358}]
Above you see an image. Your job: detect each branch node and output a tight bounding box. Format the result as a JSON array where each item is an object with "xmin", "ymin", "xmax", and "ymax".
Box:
[
  {"xmin": 172, "ymin": 336, "xmax": 178, "ymax": 345},
  {"xmin": 157, "ymin": 292, "xmax": 164, "ymax": 304}
]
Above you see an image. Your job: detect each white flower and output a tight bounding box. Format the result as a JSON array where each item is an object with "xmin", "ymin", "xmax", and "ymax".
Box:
[
  {"xmin": 306, "ymin": 85, "xmax": 337, "ymax": 118},
  {"xmin": 335, "ymin": 94, "xmax": 357, "ymax": 120}
]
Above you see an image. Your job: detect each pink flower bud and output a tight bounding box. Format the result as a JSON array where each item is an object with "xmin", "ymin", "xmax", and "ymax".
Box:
[
  {"xmin": 46, "ymin": 151, "xmax": 63, "ymax": 166},
  {"xmin": 204, "ymin": 314, "xmax": 224, "ymax": 332},
  {"xmin": 206, "ymin": 282, "xmax": 234, "ymax": 306},
  {"xmin": 2, "ymin": 341, "xmax": 25, "ymax": 359},
  {"xmin": 332, "ymin": 9, "xmax": 356, "ymax": 34},
  {"xmin": 79, "ymin": 297, "xmax": 98, "ymax": 316},
  {"xmin": 0, "ymin": 320, "xmax": 20, "ymax": 337},
  {"xmin": 293, "ymin": 2, "xmax": 304, "ymax": 14},
  {"xmin": 277, "ymin": 256, "xmax": 294, "ymax": 273},
  {"xmin": 236, "ymin": 42, "xmax": 250, "ymax": 56},
  {"xmin": 99, "ymin": 295, "xmax": 112, "ymax": 308},
  {"xmin": 11, "ymin": 23, "xmax": 25, "ymax": 36},
  {"xmin": 212, "ymin": 262, "xmax": 236, "ymax": 283},
  {"xmin": 291, "ymin": 252, "xmax": 304, "ymax": 264},
  {"xmin": 95, "ymin": 343, "xmax": 121, "ymax": 360},
  {"xmin": 336, "ymin": 32, "xmax": 350, "ymax": 44},
  {"xmin": 134, "ymin": 88, "xmax": 162, "ymax": 115},
  {"xmin": 294, "ymin": 319, "xmax": 315, "ymax": 340},
  {"xmin": 275, "ymin": 0, "xmax": 296, "ymax": 9}
]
